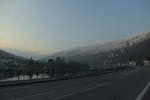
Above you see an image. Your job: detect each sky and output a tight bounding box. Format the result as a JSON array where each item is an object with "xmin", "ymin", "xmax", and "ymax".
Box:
[{"xmin": 0, "ymin": 0, "xmax": 150, "ymax": 55}]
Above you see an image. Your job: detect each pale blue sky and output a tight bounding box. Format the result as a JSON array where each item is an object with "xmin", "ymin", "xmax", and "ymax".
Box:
[{"xmin": 0, "ymin": 0, "xmax": 150, "ymax": 54}]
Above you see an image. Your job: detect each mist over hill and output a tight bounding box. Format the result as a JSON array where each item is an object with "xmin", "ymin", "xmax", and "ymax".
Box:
[
  {"xmin": 0, "ymin": 49, "xmax": 25, "ymax": 61},
  {"xmin": 41, "ymin": 31, "xmax": 150, "ymax": 68},
  {"xmin": 2, "ymin": 49, "xmax": 46, "ymax": 60}
]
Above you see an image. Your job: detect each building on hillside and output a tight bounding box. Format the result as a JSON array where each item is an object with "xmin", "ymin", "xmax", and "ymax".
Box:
[
  {"xmin": 143, "ymin": 55, "xmax": 150, "ymax": 66},
  {"xmin": 144, "ymin": 60, "xmax": 150, "ymax": 66},
  {"xmin": 128, "ymin": 61, "xmax": 136, "ymax": 66}
]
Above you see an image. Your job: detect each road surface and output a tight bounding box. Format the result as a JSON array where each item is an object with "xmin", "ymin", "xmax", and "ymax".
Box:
[{"xmin": 0, "ymin": 67, "xmax": 150, "ymax": 100}]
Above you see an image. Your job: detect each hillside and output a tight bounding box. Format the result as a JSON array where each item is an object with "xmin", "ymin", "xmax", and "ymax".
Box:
[
  {"xmin": 2, "ymin": 48, "xmax": 46, "ymax": 60},
  {"xmin": 42, "ymin": 31, "xmax": 150, "ymax": 68},
  {"xmin": 0, "ymin": 49, "xmax": 25, "ymax": 61}
]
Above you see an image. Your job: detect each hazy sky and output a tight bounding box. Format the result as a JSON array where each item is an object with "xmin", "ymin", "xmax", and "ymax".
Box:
[{"xmin": 0, "ymin": 0, "xmax": 150, "ymax": 54}]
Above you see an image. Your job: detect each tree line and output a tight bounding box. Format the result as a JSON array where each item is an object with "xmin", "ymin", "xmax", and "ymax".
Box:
[{"xmin": 1, "ymin": 57, "xmax": 90, "ymax": 80}]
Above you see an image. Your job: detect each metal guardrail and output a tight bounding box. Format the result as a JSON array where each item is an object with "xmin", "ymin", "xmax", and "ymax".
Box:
[{"xmin": 0, "ymin": 67, "xmax": 132, "ymax": 87}]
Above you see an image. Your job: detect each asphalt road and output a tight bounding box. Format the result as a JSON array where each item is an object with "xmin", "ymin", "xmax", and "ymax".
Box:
[{"xmin": 0, "ymin": 67, "xmax": 150, "ymax": 100}]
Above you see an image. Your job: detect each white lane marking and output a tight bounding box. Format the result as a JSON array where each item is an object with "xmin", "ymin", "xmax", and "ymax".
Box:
[
  {"xmin": 135, "ymin": 80, "xmax": 150, "ymax": 100},
  {"xmin": 12, "ymin": 90, "xmax": 54, "ymax": 100},
  {"xmin": 0, "ymin": 81, "xmax": 45, "ymax": 93},
  {"xmin": 117, "ymin": 69, "xmax": 139, "ymax": 79},
  {"xmin": 0, "ymin": 86, "xmax": 33, "ymax": 93},
  {"xmin": 0, "ymin": 81, "xmax": 50, "ymax": 93},
  {"xmin": 52, "ymin": 84, "xmax": 105, "ymax": 100}
]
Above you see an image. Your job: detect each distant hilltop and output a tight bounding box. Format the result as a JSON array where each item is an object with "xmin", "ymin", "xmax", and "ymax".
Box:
[
  {"xmin": 41, "ymin": 31, "xmax": 150, "ymax": 68},
  {"xmin": 0, "ymin": 49, "xmax": 26, "ymax": 62}
]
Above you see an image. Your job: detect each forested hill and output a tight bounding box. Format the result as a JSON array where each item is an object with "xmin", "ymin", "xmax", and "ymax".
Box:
[
  {"xmin": 0, "ymin": 49, "xmax": 25, "ymax": 61},
  {"xmin": 42, "ymin": 31, "xmax": 150, "ymax": 68}
]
